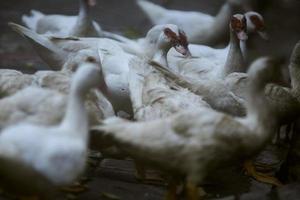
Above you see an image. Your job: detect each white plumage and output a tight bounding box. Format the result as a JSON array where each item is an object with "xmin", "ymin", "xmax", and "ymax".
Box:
[
  {"xmin": 9, "ymin": 22, "xmax": 190, "ymax": 116},
  {"xmin": 92, "ymin": 57, "xmax": 281, "ymax": 191},
  {"xmin": 0, "ymin": 62, "xmax": 102, "ymax": 196},
  {"xmin": 22, "ymin": 0, "xmax": 101, "ymax": 37}
]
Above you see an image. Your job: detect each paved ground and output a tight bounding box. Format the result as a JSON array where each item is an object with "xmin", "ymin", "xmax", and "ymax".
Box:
[{"xmin": 0, "ymin": 0, "xmax": 300, "ymax": 199}]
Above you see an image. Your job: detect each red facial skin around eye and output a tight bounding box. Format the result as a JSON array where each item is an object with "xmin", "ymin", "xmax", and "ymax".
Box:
[
  {"xmin": 250, "ymin": 15, "xmax": 265, "ymax": 31},
  {"xmin": 164, "ymin": 28, "xmax": 189, "ymax": 48},
  {"xmin": 231, "ymin": 17, "xmax": 246, "ymax": 32},
  {"xmin": 179, "ymin": 31, "xmax": 189, "ymax": 48},
  {"xmin": 164, "ymin": 28, "xmax": 178, "ymax": 44}
]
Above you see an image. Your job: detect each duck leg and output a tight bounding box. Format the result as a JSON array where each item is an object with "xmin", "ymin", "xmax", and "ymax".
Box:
[
  {"xmin": 164, "ymin": 180, "xmax": 178, "ymax": 200},
  {"xmin": 134, "ymin": 162, "xmax": 165, "ymax": 184},
  {"xmin": 243, "ymin": 160, "xmax": 283, "ymax": 187},
  {"xmin": 60, "ymin": 181, "xmax": 88, "ymax": 193},
  {"xmin": 275, "ymin": 127, "xmax": 281, "ymax": 144},
  {"xmin": 284, "ymin": 123, "xmax": 294, "ymax": 143},
  {"xmin": 185, "ymin": 181, "xmax": 206, "ymax": 200}
]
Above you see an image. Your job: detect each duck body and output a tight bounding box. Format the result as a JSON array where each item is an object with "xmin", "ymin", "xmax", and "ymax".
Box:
[
  {"xmin": 0, "ymin": 69, "xmax": 112, "ymax": 127},
  {"xmin": 92, "ymin": 57, "xmax": 280, "ymax": 188},
  {"xmin": 0, "ymin": 69, "xmax": 34, "ymax": 97},
  {"xmin": 10, "ymin": 23, "xmax": 190, "ymax": 116},
  {"xmin": 128, "ymin": 58, "xmax": 210, "ymax": 121},
  {"xmin": 33, "ymin": 14, "xmax": 100, "ymax": 37},
  {"xmin": 167, "ymin": 11, "xmax": 267, "ymax": 80},
  {"xmin": 22, "ymin": 0, "xmax": 101, "ymax": 37},
  {"xmin": 0, "ymin": 49, "xmax": 113, "ymax": 127},
  {"xmin": 150, "ymin": 61, "xmax": 246, "ymax": 116},
  {"xmin": 137, "ymin": 0, "xmax": 241, "ymax": 45},
  {"xmin": 0, "ymin": 87, "xmax": 66, "ymax": 129},
  {"xmin": 168, "ymin": 45, "xmax": 228, "ymax": 79},
  {"xmin": 167, "ymin": 13, "xmax": 248, "ymax": 83},
  {"xmin": 0, "ymin": 124, "xmax": 87, "ymax": 185},
  {"xmin": 0, "ymin": 63, "xmax": 101, "ymax": 196},
  {"xmin": 228, "ymin": 41, "xmax": 300, "ymax": 125},
  {"xmin": 95, "ymin": 105, "xmax": 273, "ymax": 181},
  {"xmin": 97, "ymin": 39, "xmax": 136, "ymax": 115}
]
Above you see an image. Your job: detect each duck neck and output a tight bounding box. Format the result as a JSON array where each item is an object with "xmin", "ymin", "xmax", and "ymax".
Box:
[
  {"xmin": 152, "ymin": 49, "xmax": 168, "ymax": 67},
  {"xmin": 143, "ymin": 38, "xmax": 169, "ymax": 67},
  {"xmin": 289, "ymin": 43, "xmax": 300, "ymax": 99},
  {"xmin": 223, "ymin": 29, "xmax": 245, "ymax": 76},
  {"xmin": 213, "ymin": 3, "xmax": 238, "ymax": 40},
  {"xmin": 72, "ymin": 0, "xmax": 92, "ymax": 36},
  {"xmin": 240, "ymin": 40, "xmax": 247, "ymax": 61},
  {"xmin": 60, "ymin": 81, "xmax": 89, "ymax": 142},
  {"xmin": 245, "ymin": 76, "xmax": 277, "ymax": 143}
]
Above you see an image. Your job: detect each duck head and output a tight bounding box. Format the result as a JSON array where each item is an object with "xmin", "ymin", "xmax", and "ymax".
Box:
[
  {"xmin": 163, "ymin": 26, "xmax": 191, "ymax": 57},
  {"xmin": 73, "ymin": 61, "xmax": 102, "ymax": 94},
  {"xmin": 146, "ymin": 24, "xmax": 191, "ymax": 58},
  {"xmin": 63, "ymin": 49, "xmax": 101, "ymax": 72},
  {"xmin": 245, "ymin": 11, "xmax": 268, "ymax": 40},
  {"xmin": 230, "ymin": 14, "xmax": 248, "ymax": 41}
]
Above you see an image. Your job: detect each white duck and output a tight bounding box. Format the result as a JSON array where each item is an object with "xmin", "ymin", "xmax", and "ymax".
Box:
[
  {"xmin": 0, "ymin": 63, "xmax": 101, "ymax": 198},
  {"xmin": 228, "ymin": 41, "xmax": 300, "ymax": 126},
  {"xmin": 0, "ymin": 87, "xmax": 66, "ymax": 129},
  {"xmin": 91, "ymin": 57, "xmax": 281, "ymax": 200},
  {"xmin": 0, "ymin": 50, "xmax": 114, "ymax": 127},
  {"xmin": 128, "ymin": 58, "xmax": 210, "ymax": 121},
  {"xmin": 167, "ymin": 12, "xmax": 267, "ymax": 79},
  {"xmin": 0, "ymin": 69, "xmax": 34, "ymax": 97},
  {"xmin": 136, "ymin": 0, "xmax": 244, "ymax": 45},
  {"xmin": 9, "ymin": 22, "xmax": 190, "ymax": 116},
  {"xmin": 22, "ymin": 0, "xmax": 101, "ymax": 37},
  {"xmin": 21, "ymin": 0, "xmax": 142, "ymax": 42},
  {"xmin": 150, "ymin": 60, "xmax": 246, "ymax": 117}
]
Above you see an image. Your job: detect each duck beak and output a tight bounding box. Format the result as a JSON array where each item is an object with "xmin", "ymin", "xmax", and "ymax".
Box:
[
  {"xmin": 175, "ymin": 45, "xmax": 192, "ymax": 58},
  {"xmin": 237, "ymin": 31, "xmax": 248, "ymax": 41},
  {"xmin": 258, "ymin": 30, "xmax": 269, "ymax": 40}
]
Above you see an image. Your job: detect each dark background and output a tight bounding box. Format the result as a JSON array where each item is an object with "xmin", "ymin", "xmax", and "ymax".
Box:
[{"xmin": 0, "ymin": 0, "xmax": 299, "ymax": 71}]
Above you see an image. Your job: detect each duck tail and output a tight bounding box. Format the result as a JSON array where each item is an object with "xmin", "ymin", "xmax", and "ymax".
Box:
[
  {"xmin": 9, "ymin": 22, "xmax": 66, "ymax": 69},
  {"xmin": 149, "ymin": 60, "xmax": 195, "ymax": 90},
  {"xmin": 21, "ymin": 10, "xmax": 44, "ymax": 31},
  {"xmin": 136, "ymin": 0, "xmax": 166, "ymax": 24}
]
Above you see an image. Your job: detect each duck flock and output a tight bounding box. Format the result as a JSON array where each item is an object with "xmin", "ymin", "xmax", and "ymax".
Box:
[{"xmin": 0, "ymin": 0, "xmax": 299, "ymax": 199}]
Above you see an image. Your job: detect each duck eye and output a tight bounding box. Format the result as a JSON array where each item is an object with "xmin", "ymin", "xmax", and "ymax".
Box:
[
  {"xmin": 164, "ymin": 28, "xmax": 173, "ymax": 37},
  {"xmin": 86, "ymin": 56, "xmax": 96, "ymax": 63}
]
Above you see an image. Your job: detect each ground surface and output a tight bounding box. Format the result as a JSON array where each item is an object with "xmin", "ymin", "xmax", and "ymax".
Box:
[{"xmin": 0, "ymin": 0, "xmax": 300, "ymax": 199}]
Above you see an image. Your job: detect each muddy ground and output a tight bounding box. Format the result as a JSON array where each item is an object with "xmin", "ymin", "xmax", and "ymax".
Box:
[{"xmin": 0, "ymin": 0, "xmax": 300, "ymax": 199}]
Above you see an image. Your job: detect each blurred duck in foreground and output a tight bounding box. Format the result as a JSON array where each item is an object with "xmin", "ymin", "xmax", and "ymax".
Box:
[
  {"xmin": 9, "ymin": 22, "xmax": 190, "ymax": 117},
  {"xmin": 0, "ymin": 62, "xmax": 102, "ymax": 199},
  {"xmin": 228, "ymin": 41, "xmax": 300, "ymax": 133},
  {"xmin": 91, "ymin": 57, "xmax": 281, "ymax": 200}
]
